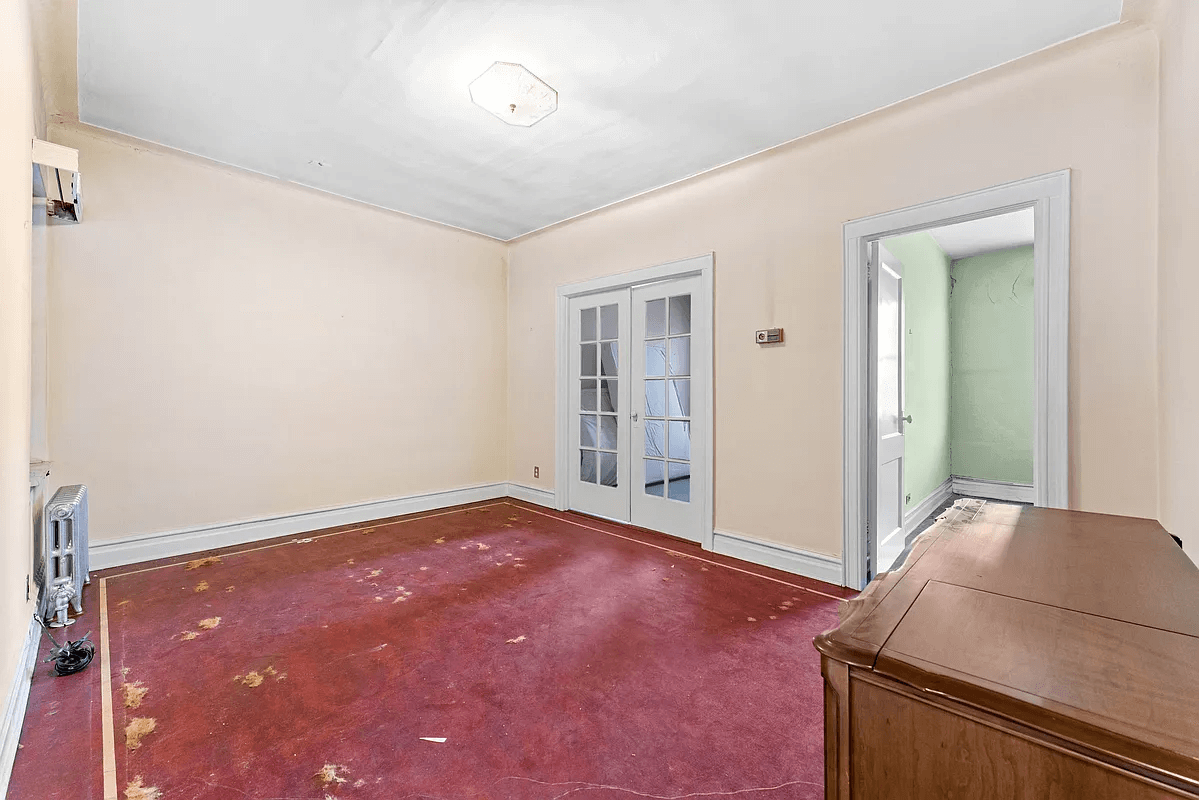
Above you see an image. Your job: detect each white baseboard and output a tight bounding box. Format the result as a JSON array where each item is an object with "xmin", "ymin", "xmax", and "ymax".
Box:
[
  {"xmin": 952, "ymin": 476, "xmax": 1035, "ymax": 504},
  {"xmin": 90, "ymin": 482, "xmax": 511, "ymax": 569},
  {"xmin": 711, "ymin": 529, "xmax": 842, "ymax": 586},
  {"xmin": 903, "ymin": 477, "xmax": 954, "ymax": 537},
  {"xmin": 506, "ymin": 482, "xmax": 555, "ymax": 508},
  {"xmin": 0, "ymin": 615, "xmax": 39, "ymax": 799}
]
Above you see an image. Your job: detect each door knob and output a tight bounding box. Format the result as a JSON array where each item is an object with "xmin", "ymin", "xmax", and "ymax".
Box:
[
  {"xmin": 902, "ymin": 415, "xmax": 913, "ymax": 424},
  {"xmin": 632, "ymin": 412, "xmax": 639, "ymax": 422}
]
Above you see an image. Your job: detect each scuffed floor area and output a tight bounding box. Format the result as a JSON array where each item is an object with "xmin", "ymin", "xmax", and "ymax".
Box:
[{"xmin": 8, "ymin": 500, "xmax": 853, "ymax": 800}]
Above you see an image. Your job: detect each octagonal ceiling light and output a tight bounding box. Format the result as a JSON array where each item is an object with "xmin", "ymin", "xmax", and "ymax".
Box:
[{"xmin": 469, "ymin": 62, "xmax": 557, "ymax": 127}]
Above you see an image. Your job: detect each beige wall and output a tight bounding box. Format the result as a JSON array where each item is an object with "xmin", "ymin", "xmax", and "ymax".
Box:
[
  {"xmin": 1156, "ymin": 0, "xmax": 1199, "ymax": 562},
  {"xmin": 47, "ymin": 123, "xmax": 508, "ymax": 542},
  {"xmin": 0, "ymin": 0, "xmax": 38, "ymax": 714},
  {"xmin": 507, "ymin": 25, "xmax": 1161, "ymax": 558}
]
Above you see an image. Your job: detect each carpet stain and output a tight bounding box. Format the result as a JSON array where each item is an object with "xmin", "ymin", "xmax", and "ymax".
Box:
[
  {"xmin": 236, "ymin": 671, "xmax": 264, "ymax": 688},
  {"xmin": 225, "ymin": 586, "xmax": 235, "ymax": 593},
  {"xmin": 235, "ymin": 666, "xmax": 285, "ymax": 687},
  {"xmin": 179, "ymin": 631, "xmax": 199, "ymax": 641},
  {"xmin": 315, "ymin": 763, "xmax": 348, "ymax": 787},
  {"xmin": 368, "ymin": 569, "xmax": 382, "ymax": 578},
  {"xmin": 747, "ymin": 617, "xmax": 758, "ymax": 622},
  {"xmin": 121, "ymin": 682, "xmax": 148, "ymax": 709},
  {"xmin": 420, "ymin": 566, "xmax": 429, "ymax": 571},
  {"xmin": 197, "ymin": 617, "xmax": 222, "ymax": 630},
  {"xmin": 184, "ymin": 556, "xmax": 222, "ymax": 571},
  {"xmin": 125, "ymin": 776, "xmax": 161, "ymax": 800},
  {"xmin": 506, "ymin": 635, "xmax": 526, "ymax": 644},
  {"xmin": 125, "ymin": 717, "xmax": 157, "ymax": 750},
  {"xmin": 434, "ymin": 538, "xmax": 445, "ymax": 544},
  {"xmin": 194, "ymin": 581, "xmax": 209, "ymax": 592}
]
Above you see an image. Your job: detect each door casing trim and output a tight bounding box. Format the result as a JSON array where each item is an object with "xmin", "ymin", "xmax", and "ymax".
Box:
[
  {"xmin": 843, "ymin": 171, "xmax": 1070, "ymax": 589},
  {"xmin": 555, "ymin": 253, "xmax": 715, "ymax": 549}
]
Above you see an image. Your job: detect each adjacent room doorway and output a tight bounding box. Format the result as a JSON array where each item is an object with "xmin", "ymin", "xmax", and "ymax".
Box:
[
  {"xmin": 556, "ymin": 255, "xmax": 714, "ymax": 546},
  {"xmin": 843, "ymin": 172, "xmax": 1071, "ymax": 589}
]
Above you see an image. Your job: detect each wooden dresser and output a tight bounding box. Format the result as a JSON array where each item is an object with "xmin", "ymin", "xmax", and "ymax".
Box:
[{"xmin": 814, "ymin": 499, "xmax": 1199, "ymax": 799}]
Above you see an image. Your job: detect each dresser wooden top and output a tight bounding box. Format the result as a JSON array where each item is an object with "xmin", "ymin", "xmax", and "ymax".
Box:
[{"xmin": 814, "ymin": 499, "xmax": 1199, "ymax": 787}]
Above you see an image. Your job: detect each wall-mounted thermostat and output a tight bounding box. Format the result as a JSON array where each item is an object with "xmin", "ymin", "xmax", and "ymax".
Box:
[{"xmin": 755, "ymin": 328, "xmax": 783, "ymax": 344}]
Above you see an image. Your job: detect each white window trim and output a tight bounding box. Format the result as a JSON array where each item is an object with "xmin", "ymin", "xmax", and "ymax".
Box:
[
  {"xmin": 842, "ymin": 170, "xmax": 1070, "ymax": 589},
  {"xmin": 554, "ymin": 253, "xmax": 716, "ymax": 549}
]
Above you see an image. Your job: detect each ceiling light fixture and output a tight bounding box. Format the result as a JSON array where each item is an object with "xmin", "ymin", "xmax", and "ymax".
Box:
[{"xmin": 469, "ymin": 62, "xmax": 557, "ymax": 127}]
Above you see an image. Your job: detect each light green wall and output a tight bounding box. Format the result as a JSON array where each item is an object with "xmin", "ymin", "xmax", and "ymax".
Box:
[
  {"xmin": 950, "ymin": 246, "xmax": 1034, "ymax": 483},
  {"xmin": 884, "ymin": 233, "xmax": 951, "ymax": 512},
  {"xmin": 882, "ymin": 237, "xmax": 1034, "ymax": 512}
]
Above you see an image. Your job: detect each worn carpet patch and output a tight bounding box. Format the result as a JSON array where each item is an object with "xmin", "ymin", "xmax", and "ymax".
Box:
[{"xmin": 14, "ymin": 501, "xmax": 852, "ymax": 800}]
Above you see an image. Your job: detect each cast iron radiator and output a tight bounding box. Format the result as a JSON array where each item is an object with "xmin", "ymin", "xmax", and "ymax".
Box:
[{"xmin": 36, "ymin": 484, "xmax": 90, "ymax": 627}]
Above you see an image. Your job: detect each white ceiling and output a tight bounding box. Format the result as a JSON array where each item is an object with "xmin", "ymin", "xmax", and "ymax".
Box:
[
  {"xmin": 78, "ymin": 1, "xmax": 1122, "ymax": 241},
  {"xmin": 929, "ymin": 208, "xmax": 1035, "ymax": 260}
]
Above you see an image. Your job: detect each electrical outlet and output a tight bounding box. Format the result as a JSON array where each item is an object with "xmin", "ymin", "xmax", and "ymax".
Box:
[{"xmin": 534, "ymin": 466, "xmax": 539, "ymax": 479}]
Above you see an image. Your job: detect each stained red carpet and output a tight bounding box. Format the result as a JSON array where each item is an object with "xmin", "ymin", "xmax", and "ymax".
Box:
[{"xmin": 8, "ymin": 500, "xmax": 852, "ymax": 800}]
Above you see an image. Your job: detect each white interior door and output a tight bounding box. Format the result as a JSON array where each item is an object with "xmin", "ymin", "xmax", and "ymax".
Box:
[
  {"xmin": 871, "ymin": 244, "xmax": 905, "ymax": 578},
  {"xmin": 630, "ymin": 276, "xmax": 705, "ymax": 542},
  {"xmin": 567, "ymin": 289, "xmax": 631, "ymax": 522}
]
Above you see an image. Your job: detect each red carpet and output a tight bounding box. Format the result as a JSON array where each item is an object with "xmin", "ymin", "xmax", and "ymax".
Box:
[{"xmin": 8, "ymin": 500, "xmax": 851, "ymax": 800}]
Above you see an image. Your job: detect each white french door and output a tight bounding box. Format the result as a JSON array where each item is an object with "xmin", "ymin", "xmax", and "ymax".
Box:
[
  {"xmin": 870, "ymin": 243, "xmax": 906, "ymax": 579},
  {"xmin": 565, "ymin": 273, "xmax": 708, "ymax": 543},
  {"xmin": 629, "ymin": 277, "xmax": 704, "ymax": 540}
]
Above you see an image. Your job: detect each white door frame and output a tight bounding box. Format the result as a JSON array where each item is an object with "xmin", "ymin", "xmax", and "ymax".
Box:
[
  {"xmin": 555, "ymin": 253, "xmax": 715, "ymax": 549},
  {"xmin": 843, "ymin": 170, "xmax": 1070, "ymax": 589}
]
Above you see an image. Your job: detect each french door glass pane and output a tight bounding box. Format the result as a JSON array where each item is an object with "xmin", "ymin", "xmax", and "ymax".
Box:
[
  {"xmin": 669, "ymin": 296, "xmax": 691, "ymax": 335},
  {"xmin": 644, "ymin": 419, "xmax": 665, "ymax": 457},
  {"xmin": 645, "ymin": 340, "xmax": 666, "ymax": 377},
  {"xmin": 644, "ymin": 459, "xmax": 665, "ymax": 496},
  {"xmin": 581, "ymin": 343, "xmax": 597, "ymax": 376},
  {"xmin": 668, "ymin": 379, "xmax": 690, "ymax": 417},
  {"xmin": 599, "ymin": 453, "xmax": 618, "ymax": 487},
  {"xmin": 600, "ymin": 380, "xmax": 617, "ymax": 412},
  {"xmin": 600, "ymin": 304, "xmax": 619, "ymax": 340},
  {"xmin": 669, "ymin": 337, "xmax": 690, "ymax": 376},
  {"xmin": 580, "ymin": 450, "xmax": 597, "ymax": 483},
  {"xmin": 581, "ymin": 415, "xmax": 597, "ymax": 448},
  {"xmin": 581, "ymin": 380, "xmax": 597, "ymax": 411},
  {"xmin": 668, "ymin": 420, "xmax": 691, "ymax": 460},
  {"xmin": 646, "ymin": 299, "xmax": 666, "ymax": 337},
  {"xmin": 581, "ymin": 308, "xmax": 597, "ymax": 342},
  {"xmin": 599, "ymin": 342, "xmax": 619, "ymax": 376},
  {"xmin": 645, "ymin": 380, "xmax": 666, "ymax": 417},
  {"xmin": 667, "ymin": 461, "xmax": 690, "ymax": 502},
  {"xmin": 599, "ymin": 415, "xmax": 618, "ymax": 450}
]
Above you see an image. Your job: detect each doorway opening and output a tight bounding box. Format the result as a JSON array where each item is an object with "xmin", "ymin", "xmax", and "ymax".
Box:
[
  {"xmin": 843, "ymin": 172, "xmax": 1070, "ymax": 589},
  {"xmin": 555, "ymin": 254, "xmax": 714, "ymax": 547}
]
